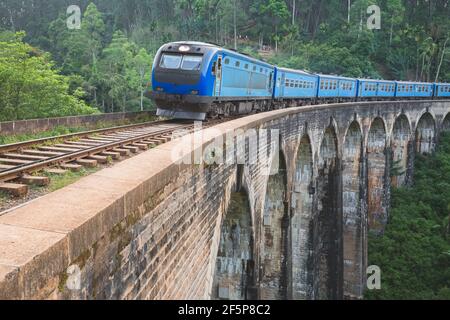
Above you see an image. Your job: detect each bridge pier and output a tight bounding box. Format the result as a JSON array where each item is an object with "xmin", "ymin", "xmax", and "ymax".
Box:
[
  {"xmin": 290, "ymin": 135, "xmax": 314, "ymax": 300},
  {"xmin": 342, "ymin": 121, "xmax": 365, "ymax": 299}
]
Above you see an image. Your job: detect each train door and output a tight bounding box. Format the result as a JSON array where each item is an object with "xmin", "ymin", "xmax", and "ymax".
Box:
[
  {"xmin": 268, "ymin": 71, "xmax": 274, "ymax": 95},
  {"xmin": 214, "ymin": 56, "xmax": 223, "ymax": 97},
  {"xmin": 247, "ymin": 66, "xmax": 253, "ymax": 97},
  {"xmin": 280, "ymin": 73, "xmax": 286, "ymax": 97}
]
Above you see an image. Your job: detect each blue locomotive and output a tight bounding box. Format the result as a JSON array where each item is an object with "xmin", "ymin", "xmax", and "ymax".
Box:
[{"xmin": 148, "ymin": 42, "xmax": 450, "ymax": 120}]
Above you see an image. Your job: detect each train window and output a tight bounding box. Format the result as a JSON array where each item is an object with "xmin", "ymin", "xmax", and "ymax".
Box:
[
  {"xmin": 290, "ymin": 81, "xmax": 295, "ymax": 88},
  {"xmin": 320, "ymin": 81, "xmax": 324, "ymax": 90},
  {"xmin": 224, "ymin": 58, "xmax": 230, "ymax": 65},
  {"xmin": 235, "ymin": 61, "xmax": 240, "ymax": 67},
  {"xmin": 260, "ymin": 68, "xmax": 263, "ymax": 73},
  {"xmin": 285, "ymin": 80, "xmax": 289, "ymax": 87},
  {"xmin": 253, "ymin": 66, "xmax": 257, "ymax": 71},
  {"xmin": 160, "ymin": 53, "xmax": 182, "ymax": 69},
  {"xmin": 181, "ymin": 55, "xmax": 203, "ymax": 70},
  {"xmin": 244, "ymin": 64, "xmax": 249, "ymax": 69}
]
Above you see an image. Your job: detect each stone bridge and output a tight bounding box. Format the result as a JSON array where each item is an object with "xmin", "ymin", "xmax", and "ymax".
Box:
[{"xmin": 0, "ymin": 100, "xmax": 449, "ymax": 300}]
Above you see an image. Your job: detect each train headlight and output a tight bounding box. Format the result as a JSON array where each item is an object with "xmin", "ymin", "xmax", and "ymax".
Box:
[
  {"xmin": 179, "ymin": 45, "xmax": 190, "ymax": 52},
  {"xmin": 191, "ymin": 90, "xmax": 199, "ymax": 95}
]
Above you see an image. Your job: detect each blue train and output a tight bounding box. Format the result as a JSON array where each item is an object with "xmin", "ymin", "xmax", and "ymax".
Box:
[{"xmin": 148, "ymin": 41, "xmax": 450, "ymax": 120}]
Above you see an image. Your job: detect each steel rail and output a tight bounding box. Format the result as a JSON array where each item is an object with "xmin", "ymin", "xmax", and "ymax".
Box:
[
  {"xmin": 0, "ymin": 122, "xmax": 195, "ymax": 183},
  {"xmin": 0, "ymin": 119, "xmax": 180, "ymax": 154}
]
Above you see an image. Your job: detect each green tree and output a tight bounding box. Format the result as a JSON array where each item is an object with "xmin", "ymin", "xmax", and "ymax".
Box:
[{"xmin": 0, "ymin": 32, "xmax": 97, "ymax": 121}]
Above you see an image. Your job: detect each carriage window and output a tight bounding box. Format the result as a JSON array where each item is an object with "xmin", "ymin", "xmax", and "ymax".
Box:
[
  {"xmin": 224, "ymin": 58, "xmax": 230, "ymax": 65},
  {"xmin": 235, "ymin": 61, "xmax": 240, "ymax": 67},
  {"xmin": 181, "ymin": 55, "xmax": 203, "ymax": 70},
  {"xmin": 244, "ymin": 64, "xmax": 249, "ymax": 69},
  {"xmin": 160, "ymin": 53, "xmax": 182, "ymax": 69},
  {"xmin": 285, "ymin": 80, "xmax": 289, "ymax": 87}
]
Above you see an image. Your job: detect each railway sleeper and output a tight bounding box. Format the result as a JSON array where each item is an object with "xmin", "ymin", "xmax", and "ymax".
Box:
[
  {"xmin": 60, "ymin": 164, "xmax": 83, "ymax": 172},
  {"xmin": 113, "ymin": 148, "xmax": 132, "ymax": 157},
  {"xmin": 3, "ymin": 153, "xmax": 49, "ymax": 161},
  {"xmin": 19, "ymin": 175, "xmax": 50, "ymax": 187},
  {"xmin": 100, "ymin": 151, "xmax": 121, "ymax": 160},
  {"xmin": 76, "ymin": 159, "xmax": 98, "ymax": 168},
  {"xmin": 45, "ymin": 169, "xmax": 68, "ymax": 175},
  {"xmin": 0, "ymin": 183, "xmax": 28, "ymax": 198},
  {"xmin": 87, "ymin": 155, "xmax": 109, "ymax": 164},
  {"xmin": 121, "ymin": 146, "xmax": 139, "ymax": 153},
  {"xmin": 0, "ymin": 158, "xmax": 33, "ymax": 165},
  {"xmin": 22, "ymin": 150, "xmax": 64, "ymax": 157},
  {"xmin": 132, "ymin": 143, "xmax": 149, "ymax": 151}
]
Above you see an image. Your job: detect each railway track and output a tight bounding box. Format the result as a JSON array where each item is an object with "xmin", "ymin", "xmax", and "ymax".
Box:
[{"xmin": 0, "ymin": 117, "xmax": 229, "ymax": 197}]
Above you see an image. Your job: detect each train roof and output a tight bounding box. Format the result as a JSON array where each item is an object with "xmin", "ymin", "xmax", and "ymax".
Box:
[
  {"xmin": 395, "ymin": 80, "xmax": 434, "ymax": 85},
  {"xmin": 317, "ymin": 74, "xmax": 356, "ymax": 81},
  {"xmin": 358, "ymin": 78, "xmax": 396, "ymax": 83},
  {"xmin": 276, "ymin": 67, "xmax": 317, "ymax": 77},
  {"xmin": 162, "ymin": 41, "xmax": 274, "ymax": 68}
]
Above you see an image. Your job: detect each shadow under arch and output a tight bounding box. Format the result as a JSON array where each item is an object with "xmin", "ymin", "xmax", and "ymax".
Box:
[
  {"xmin": 212, "ymin": 187, "xmax": 256, "ymax": 300},
  {"xmin": 259, "ymin": 150, "xmax": 289, "ymax": 300},
  {"xmin": 442, "ymin": 112, "xmax": 450, "ymax": 132},
  {"xmin": 415, "ymin": 112, "xmax": 436, "ymax": 155},
  {"xmin": 290, "ymin": 134, "xmax": 314, "ymax": 300},
  {"xmin": 391, "ymin": 114, "xmax": 412, "ymax": 187},
  {"xmin": 313, "ymin": 124, "xmax": 342, "ymax": 300},
  {"xmin": 367, "ymin": 117, "xmax": 388, "ymax": 233},
  {"xmin": 342, "ymin": 120, "xmax": 365, "ymax": 299}
]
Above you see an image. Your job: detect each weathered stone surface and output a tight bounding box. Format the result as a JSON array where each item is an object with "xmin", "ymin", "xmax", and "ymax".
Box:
[{"xmin": 0, "ymin": 100, "xmax": 448, "ymax": 300}]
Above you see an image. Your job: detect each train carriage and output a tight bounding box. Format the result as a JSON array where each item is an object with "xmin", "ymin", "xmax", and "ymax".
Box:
[
  {"xmin": 150, "ymin": 41, "xmax": 274, "ymax": 120},
  {"xmin": 434, "ymin": 83, "xmax": 450, "ymax": 98},
  {"xmin": 357, "ymin": 79, "xmax": 396, "ymax": 99},
  {"xmin": 317, "ymin": 75, "xmax": 357, "ymax": 101},
  {"xmin": 395, "ymin": 81, "xmax": 433, "ymax": 99},
  {"xmin": 273, "ymin": 67, "xmax": 318, "ymax": 102},
  {"xmin": 149, "ymin": 41, "xmax": 448, "ymax": 120}
]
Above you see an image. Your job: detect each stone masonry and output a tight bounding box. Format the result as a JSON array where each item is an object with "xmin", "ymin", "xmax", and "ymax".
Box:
[{"xmin": 0, "ymin": 100, "xmax": 449, "ymax": 300}]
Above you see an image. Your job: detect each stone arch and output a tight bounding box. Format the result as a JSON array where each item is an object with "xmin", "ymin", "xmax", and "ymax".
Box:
[
  {"xmin": 313, "ymin": 125, "xmax": 342, "ymax": 300},
  {"xmin": 212, "ymin": 187, "xmax": 256, "ymax": 300},
  {"xmin": 415, "ymin": 112, "xmax": 436, "ymax": 154},
  {"xmin": 259, "ymin": 151, "xmax": 288, "ymax": 300},
  {"xmin": 442, "ymin": 113, "xmax": 450, "ymax": 132},
  {"xmin": 391, "ymin": 114, "xmax": 412, "ymax": 187},
  {"xmin": 342, "ymin": 121, "xmax": 364, "ymax": 299},
  {"xmin": 290, "ymin": 134, "xmax": 314, "ymax": 300},
  {"xmin": 367, "ymin": 117, "xmax": 388, "ymax": 233}
]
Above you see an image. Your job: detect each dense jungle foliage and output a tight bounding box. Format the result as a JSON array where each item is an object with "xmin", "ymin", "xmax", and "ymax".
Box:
[
  {"xmin": 366, "ymin": 132, "xmax": 450, "ymax": 300},
  {"xmin": 0, "ymin": 0, "xmax": 449, "ymax": 119}
]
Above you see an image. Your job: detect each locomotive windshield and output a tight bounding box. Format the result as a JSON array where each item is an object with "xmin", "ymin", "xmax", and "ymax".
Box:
[
  {"xmin": 159, "ymin": 53, "xmax": 203, "ymax": 71},
  {"xmin": 160, "ymin": 54, "xmax": 182, "ymax": 69},
  {"xmin": 181, "ymin": 55, "xmax": 202, "ymax": 71}
]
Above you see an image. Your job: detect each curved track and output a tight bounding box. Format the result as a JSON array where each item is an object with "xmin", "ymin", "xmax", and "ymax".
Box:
[{"xmin": 0, "ymin": 118, "xmax": 227, "ymax": 184}]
